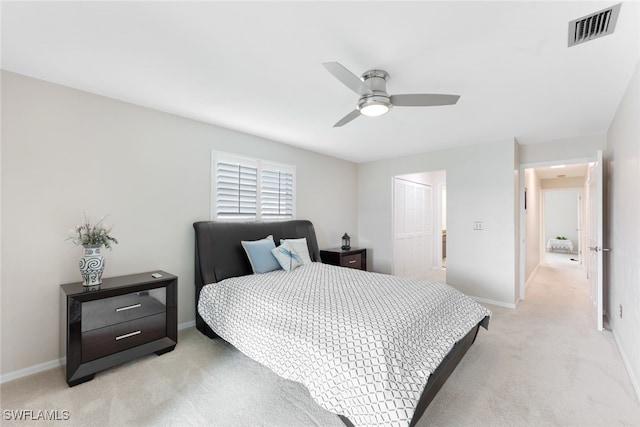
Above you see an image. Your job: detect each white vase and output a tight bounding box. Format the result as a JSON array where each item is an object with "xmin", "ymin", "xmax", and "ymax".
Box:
[{"xmin": 79, "ymin": 245, "xmax": 105, "ymax": 286}]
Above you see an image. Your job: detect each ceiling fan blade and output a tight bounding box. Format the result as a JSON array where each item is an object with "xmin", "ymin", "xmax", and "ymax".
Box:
[
  {"xmin": 390, "ymin": 94, "xmax": 460, "ymax": 107},
  {"xmin": 323, "ymin": 62, "xmax": 373, "ymax": 96},
  {"xmin": 333, "ymin": 109, "xmax": 361, "ymax": 127}
]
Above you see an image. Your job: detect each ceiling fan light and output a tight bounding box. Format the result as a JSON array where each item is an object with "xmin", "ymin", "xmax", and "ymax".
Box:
[{"xmin": 360, "ymin": 103, "xmax": 389, "ymax": 117}]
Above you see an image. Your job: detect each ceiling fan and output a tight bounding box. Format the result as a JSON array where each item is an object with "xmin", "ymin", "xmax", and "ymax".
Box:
[{"xmin": 322, "ymin": 61, "xmax": 460, "ymax": 127}]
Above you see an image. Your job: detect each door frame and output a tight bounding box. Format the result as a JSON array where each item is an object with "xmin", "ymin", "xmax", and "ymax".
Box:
[
  {"xmin": 518, "ymin": 156, "xmax": 594, "ymax": 301},
  {"xmin": 587, "ymin": 150, "xmax": 605, "ymax": 331},
  {"xmin": 435, "ymin": 182, "xmax": 446, "ymax": 268}
]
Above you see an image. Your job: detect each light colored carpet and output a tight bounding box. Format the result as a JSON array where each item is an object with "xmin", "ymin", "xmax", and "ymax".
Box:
[
  {"xmin": 2, "ymin": 265, "xmax": 639, "ymax": 426},
  {"xmin": 419, "ymin": 265, "xmax": 640, "ymax": 426},
  {"xmin": 545, "ymin": 251, "xmax": 581, "ymax": 268}
]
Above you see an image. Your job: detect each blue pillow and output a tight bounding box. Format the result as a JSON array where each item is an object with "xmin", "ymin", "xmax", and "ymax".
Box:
[{"xmin": 241, "ymin": 235, "xmax": 282, "ymax": 274}]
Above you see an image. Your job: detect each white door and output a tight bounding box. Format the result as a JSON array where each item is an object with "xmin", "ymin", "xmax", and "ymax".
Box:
[
  {"xmin": 587, "ymin": 150, "xmax": 604, "ymax": 331},
  {"xmin": 393, "ymin": 178, "xmax": 433, "ymax": 278}
]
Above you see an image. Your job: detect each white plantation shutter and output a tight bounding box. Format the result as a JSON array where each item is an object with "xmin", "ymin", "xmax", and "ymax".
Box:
[
  {"xmin": 212, "ymin": 152, "xmax": 295, "ymax": 221},
  {"xmin": 261, "ymin": 167, "xmax": 294, "ymax": 220},
  {"xmin": 216, "ymin": 160, "xmax": 257, "ymax": 219}
]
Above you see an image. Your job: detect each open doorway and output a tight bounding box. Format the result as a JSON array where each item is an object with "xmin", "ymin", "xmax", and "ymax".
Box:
[
  {"xmin": 536, "ymin": 164, "xmax": 588, "ymax": 269},
  {"xmin": 520, "ymin": 155, "xmax": 605, "ymax": 332},
  {"xmin": 521, "ymin": 161, "xmax": 589, "ymax": 290},
  {"xmin": 542, "ymin": 188, "xmax": 583, "ymax": 268},
  {"xmin": 392, "ymin": 170, "xmax": 446, "ymax": 283}
]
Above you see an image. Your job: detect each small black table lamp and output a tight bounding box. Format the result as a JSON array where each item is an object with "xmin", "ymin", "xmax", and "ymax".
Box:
[{"xmin": 341, "ymin": 233, "xmax": 351, "ymax": 250}]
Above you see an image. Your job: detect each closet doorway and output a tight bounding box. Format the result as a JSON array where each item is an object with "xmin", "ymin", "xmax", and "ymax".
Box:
[{"xmin": 392, "ymin": 171, "xmax": 446, "ymax": 282}]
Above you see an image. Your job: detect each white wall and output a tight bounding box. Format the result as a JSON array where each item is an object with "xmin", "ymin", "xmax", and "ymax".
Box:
[
  {"xmin": 544, "ymin": 190, "xmax": 580, "ymax": 253},
  {"xmin": 524, "ymin": 168, "xmax": 541, "ymax": 284},
  {"xmin": 541, "ymin": 177, "xmax": 585, "ymax": 189},
  {"xmin": 358, "ymin": 138, "xmax": 518, "ymax": 307},
  {"xmin": 399, "ymin": 170, "xmax": 446, "ymax": 186},
  {"xmin": 519, "ymin": 134, "xmax": 606, "ymax": 164},
  {"xmin": 0, "ymin": 71, "xmax": 358, "ymax": 376},
  {"xmin": 606, "ymin": 60, "xmax": 640, "ymax": 399}
]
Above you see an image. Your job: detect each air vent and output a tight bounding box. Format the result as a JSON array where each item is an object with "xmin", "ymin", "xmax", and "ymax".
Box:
[{"xmin": 568, "ymin": 3, "xmax": 622, "ymax": 47}]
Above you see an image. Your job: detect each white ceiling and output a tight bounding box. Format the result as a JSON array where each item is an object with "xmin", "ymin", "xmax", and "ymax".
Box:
[
  {"xmin": 2, "ymin": 1, "xmax": 638, "ymax": 163},
  {"xmin": 535, "ymin": 163, "xmax": 589, "ymax": 179}
]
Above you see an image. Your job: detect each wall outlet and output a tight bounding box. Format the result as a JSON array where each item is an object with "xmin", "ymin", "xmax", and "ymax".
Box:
[
  {"xmin": 474, "ymin": 221, "xmax": 484, "ymax": 231},
  {"xmin": 619, "ymin": 304, "xmax": 623, "ymax": 318}
]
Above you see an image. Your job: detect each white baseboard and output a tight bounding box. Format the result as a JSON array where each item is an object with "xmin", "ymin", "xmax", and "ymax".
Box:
[
  {"xmin": 471, "ymin": 296, "xmax": 516, "ymax": 309},
  {"xmin": 0, "ymin": 357, "xmax": 65, "ymax": 385},
  {"xmin": 1, "ymin": 319, "xmax": 197, "ymax": 384},
  {"xmin": 178, "ymin": 320, "xmax": 195, "ymax": 330},
  {"xmin": 611, "ymin": 328, "xmax": 640, "ymax": 403}
]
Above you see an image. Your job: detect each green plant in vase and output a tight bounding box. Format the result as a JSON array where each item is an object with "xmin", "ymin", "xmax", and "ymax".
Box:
[{"xmin": 68, "ymin": 214, "xmax": 118, "ymax": 286}]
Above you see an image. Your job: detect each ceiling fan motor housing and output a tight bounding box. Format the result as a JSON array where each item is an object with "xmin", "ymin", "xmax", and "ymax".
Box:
[
  {"xmin": 361, "ymin": 69, "xmax": 389, "ymax": 92},
  {"xmin": 358, "ymin": 69, "xmax": 392, "ymax": 115}
]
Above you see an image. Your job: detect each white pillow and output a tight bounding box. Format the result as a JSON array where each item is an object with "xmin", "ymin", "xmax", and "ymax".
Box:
[
  {"xmin": 280, "ymin": 238, "xmax": 312, "ymax": 264},
  {"xmin": 271, "ymin": 241, "xmax": 302, "ymax": 272}
]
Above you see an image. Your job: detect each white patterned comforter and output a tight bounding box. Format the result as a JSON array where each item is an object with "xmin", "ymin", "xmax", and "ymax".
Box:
[{"xmin": 198, "ymin": 262, "xmax": 490, "ymax": 426}]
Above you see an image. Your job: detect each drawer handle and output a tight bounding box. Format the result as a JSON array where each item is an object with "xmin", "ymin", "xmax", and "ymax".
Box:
[
  {"xmin": 115, "ymin": 303, "xmax": 141, "ymax": 312},
  {"xmin": 115, "ymin": 330, "xmax": 141, "ymax": 341},
  {"xmin": 348, "ymin": 260, "xmax": 356, "ymax": 264}
]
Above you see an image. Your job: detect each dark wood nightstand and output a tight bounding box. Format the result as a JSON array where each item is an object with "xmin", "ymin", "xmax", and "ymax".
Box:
[
  {"xmin": 61, "ymin": 271, "xmax": 177, "ymax": 386},
  {"xmin": 320, "ymin": 248, "xmax": 367, "ymax": 271}
]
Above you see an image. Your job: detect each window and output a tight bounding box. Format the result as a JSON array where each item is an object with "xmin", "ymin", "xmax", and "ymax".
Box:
[{"xmin": 212, "ymin": 151, "xmax": 296, "ymax": 221}]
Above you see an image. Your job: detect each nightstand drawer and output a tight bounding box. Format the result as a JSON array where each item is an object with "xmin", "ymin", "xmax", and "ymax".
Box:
[
  {"xmin": 82, "ymin": 288, "xmax": 166, "ymax": 332},
  {"xmin": 320, "ymin": 248, "xmax": 367, "ymax": 271},
  {"xmin": 82, "ymin": 313, "xmax": 166, "ymax": 362},
  {"xmin": 340, "ymin": 254, "xmax": 362, "ymax": 269}
]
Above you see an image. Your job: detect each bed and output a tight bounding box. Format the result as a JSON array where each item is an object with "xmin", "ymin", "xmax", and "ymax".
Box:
[{"xmin": 193, "ymin": 220, "xmax": 490, "ymax": 426}]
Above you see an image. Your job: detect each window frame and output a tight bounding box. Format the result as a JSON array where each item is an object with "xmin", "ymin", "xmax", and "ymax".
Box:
[{"xmin": 211, "ymin": 151, "xmax": 296, "ymax": 222}]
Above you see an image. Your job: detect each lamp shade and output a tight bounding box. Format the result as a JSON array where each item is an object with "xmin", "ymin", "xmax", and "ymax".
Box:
[{"xmin": 360, "ymin": 103, "xmax": 389, "ymax": 117}]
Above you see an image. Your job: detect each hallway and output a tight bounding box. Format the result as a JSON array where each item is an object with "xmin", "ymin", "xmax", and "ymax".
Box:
[{"xmin": 420, "ymin": 263, "xmax": 640, "ymax": 426}]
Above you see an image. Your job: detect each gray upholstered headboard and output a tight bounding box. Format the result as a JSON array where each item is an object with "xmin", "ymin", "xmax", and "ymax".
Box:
[{"xmin": 192, "ymin": 220, "xmax": 321, "ymax": 337}]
